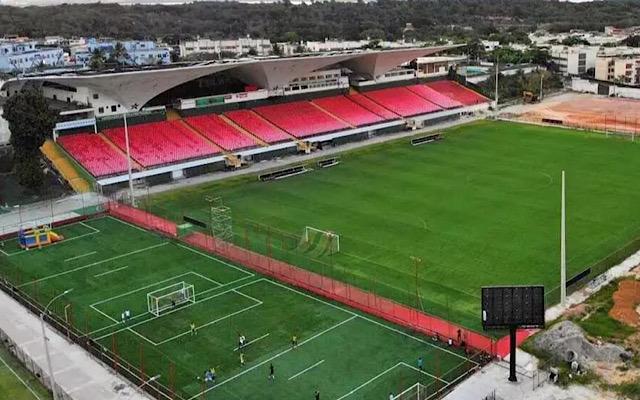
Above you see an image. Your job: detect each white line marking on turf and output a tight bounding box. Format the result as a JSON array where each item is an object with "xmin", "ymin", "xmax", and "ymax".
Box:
[
  {"xmin": 80, "ymin": 221, "xmax": 100, "ymax": 233},
  {"xmin": 65, "ymin": 251, "xmax": 97, "ymax": 262},
  {"xmin": 288, "ymin": 360, "xmax": 325, "ymax": 381},
  {"xmin": 154, "ymin": 301, "xmax": 263, "ymax": 346},
  {"xmin": 399, "ymin": 362, "xmax": 449, "ymax": 384},
  {"xmin": 92, "ymin": 278, "xmax": 266, "ymax": 340},
  {"xmin": 18, "ymin": 242, "xmax": 168, "ymax": 288},
  {"xmin": 93, "ymin": 265, "xmax": 129, "ymax": 278},
  {"xmin": 188, "ymin": 315, "xmax": 356, "ymax": 400},
  {"xmin": 336, "ymin": 363, "xmax": 400, "ymax": 400},
  {"xmin": 90, "ymin": 304, "xmax": 158, "ymax": 346},
  {"xmin": 176, "ymin": 243, "xmax": 254, "ymax": 277},
  {"xmin": 264, "ymin": 279, "xmax": 474, "ymax": 364},
  {"xmin": 233, "ymin": 333, "xmax": 270, "ymax": 352},
  {"xmin": 0, "ymin": 351, "xmax": 44, "ymax": 400},
  {"xmin": 0, "ymin": 247, "xmax": 9, "ymax": 256},
  {"xmin": 106, "ymin": 216, "xmax": 148, "ymax": 233}
]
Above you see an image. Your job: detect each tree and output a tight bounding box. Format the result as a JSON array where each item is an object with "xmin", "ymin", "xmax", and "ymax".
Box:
[
  {"xmin": 622, "ymin": 35, "xmax": 640, "ymax": 48},
  {"xmin": 89, "ymin": 48, "xmax": 106, "ymax": 71},
  {"xmin": 109, "ymin": 41, "xmax": 129, "ymax": 65},
  {"xmin": 271, "ymin": 43, "xmax": 283, "ymax": 56},
  {"xmin": 2, "ymin": 88, "xmax": 56, "ymax": 189},
  {"xmin": 466, "ymin": 38, "xmax": 485, "ymax": 64},
  {"xmin": 247, "ymin": 47, "xmax": 258, "ymax": 56},
  {"xmin": 561, "ymin": 36, "xmax": 590, "ymax": 46}
]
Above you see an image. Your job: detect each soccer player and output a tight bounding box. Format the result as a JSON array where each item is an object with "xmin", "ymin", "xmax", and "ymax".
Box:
[
  {"xmin": 389, "ymin": 393, "xmax": 394, "ymax": 400},
  {"xmin": 314, "ymin": 389, "xmax": 320, "ymax": 400},
  {"xmin": 291, "ymin": 334, "xmax": 298, "ymax": 349},
  {"xmin": 240, "ymin": 352, "xmax": 245, "ymax": 366},
  {"xmin": 210, "ymin": 367, "xmax": 216, "ymax": 384},
  {"xmin": 417, "ymin": 356, "xmax": 424, "ymax": 371},
  {"xmin": 268, "ymin": 363, "xmax": 275, "ymax": 381},
  {"xmin": 204, "ymin": 369, "xmax": 213, "ymax": 383},
  {"xmin": 190, "ymin": 322, "xmax": 196, "ymax": 336}
]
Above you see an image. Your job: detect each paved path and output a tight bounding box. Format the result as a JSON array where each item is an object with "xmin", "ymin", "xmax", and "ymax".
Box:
[{"xmin": 0, "ymin": 289, "xmax": 153, "ymax": 400}]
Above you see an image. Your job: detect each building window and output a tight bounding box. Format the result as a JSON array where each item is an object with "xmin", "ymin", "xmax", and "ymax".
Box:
[
  {"xmin": 93, "ymin": 93, "xmax": 99, "ymax": 99},
  {"xmin": 98, "ymin": 107, "xmax": 104, "ymax": 114},
  {"xmin": 111, "ymin": 105, "xmax": 117, "ymax": 112}
]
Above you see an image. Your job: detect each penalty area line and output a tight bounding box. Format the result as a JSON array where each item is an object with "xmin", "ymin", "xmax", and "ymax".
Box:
[
  {"xmin": 288, "ymin": 359, "xmax": 325, "ymax": 381},
  {"xmin": 233, "ymin": 333, "xmax": 270, "ymax": 352}
]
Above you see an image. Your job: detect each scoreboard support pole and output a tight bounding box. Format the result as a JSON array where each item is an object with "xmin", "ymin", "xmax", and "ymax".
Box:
[{"xmin": 508, "ymin": 326, "xmax": 517, "ymax": 382}]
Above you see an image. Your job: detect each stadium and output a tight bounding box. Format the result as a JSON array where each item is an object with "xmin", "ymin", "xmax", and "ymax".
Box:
[{"xmin": 2, "ymin": 45, "xmax": 640, "ymax": 400}]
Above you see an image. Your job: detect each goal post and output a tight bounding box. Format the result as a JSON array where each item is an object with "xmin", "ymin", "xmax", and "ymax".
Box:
[
  {"xmin": 147, "ymin": 282, "xmax": 195, "ymax": 317},
  {"xmin": 303, "ymin": 226, "xmax": 340, "ymax": 254}
]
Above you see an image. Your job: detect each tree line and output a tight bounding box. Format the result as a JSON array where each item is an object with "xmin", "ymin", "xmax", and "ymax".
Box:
[{"xmin": 1, "ymin": 0, "xmax": 640, "ymax": 44}]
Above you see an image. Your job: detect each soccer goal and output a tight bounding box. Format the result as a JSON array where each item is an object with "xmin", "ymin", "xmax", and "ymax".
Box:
[
  {"xmin": 147, "ymin": 282, "xmax": 195, "ymax": 317},
  {"xmin": 303, "ymin": 226, "xmax": 340, "ymax": 255},
  {"xmin": 392, "ymin": 382, "xmax": 430, "ymax": 400}
]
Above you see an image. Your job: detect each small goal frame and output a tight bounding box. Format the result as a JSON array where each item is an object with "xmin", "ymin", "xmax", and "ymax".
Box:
[
  {"xmin": 303, "ymin": 226, "xmax": 340, "ymax": 253},
  {"xmin": 147, "ymin": 282, "xmax": 195, "ymax": 317}
]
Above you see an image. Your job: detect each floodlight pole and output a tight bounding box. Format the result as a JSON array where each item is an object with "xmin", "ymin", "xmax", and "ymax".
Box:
[
  {"xmin": 560, "ymin": 170, "xmax": 567, "ymax": 306},
  {"xmin": 494, "ymin": 57, "xmax": 499, "ymax": 110},
  {"xmin": 123, "ymin": 105, "xmax": 138, "ymax": 207},
  {"xmin": 539, "ymin": 72, "xmax": 544, "ymax": 101},
  {"xmin": 40, "ymin": 288, "xmax": 73, "ymax": 400}
]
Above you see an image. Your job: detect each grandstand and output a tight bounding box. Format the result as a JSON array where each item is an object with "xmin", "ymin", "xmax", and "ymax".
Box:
[
  {"xmin": 57, "ymin": 133, "xmax": 130, "ymax": 177},
  {"xmin": 254, "ymin": 100, "xmax": 350, "ymax": 138},
  {"xmin": 184, "ymin": 114, "xmax": 260, "ymax": 151},
  {"xmin": 103, "ymin": 120, "xmax": 220, "ymax": 168},
  {"xmin": 224, "ymin": 110, "xmax": 293, "ymax": 144},
  {"xmin": 425, "ymin": 81, "xmax": 489, "ymax": 106},
  {"xmin": 311, "ymin": 95, "xmax": 385, "ymax": 127},
  {"xmin": 407, "ymin": 84, "xmax": 463, "ymax": 109},
  {"xmin": 362, "ymin": 87, "xmax": 442, "ymax": 117}
]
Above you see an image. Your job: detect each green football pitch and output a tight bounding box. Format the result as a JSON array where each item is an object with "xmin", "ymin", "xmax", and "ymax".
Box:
[
  {"xmin": 144, "ymin": 120, "xmax": 640, "ymax": 332},
  {"xmin": 0, "ymin": 344, "xmax": 52, "ymax": 400},
  {"xmin": 0, "ymin": 217, "xmax": 475, "ymax": 399}
]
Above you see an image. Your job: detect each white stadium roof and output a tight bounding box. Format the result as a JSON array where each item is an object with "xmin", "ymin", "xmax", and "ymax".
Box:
[{"xmin": 1, "ymin": 45, "xmax": 463, "ymax": 109}]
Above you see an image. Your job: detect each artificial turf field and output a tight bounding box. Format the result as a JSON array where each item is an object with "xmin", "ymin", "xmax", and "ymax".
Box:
[
  {"xmin": 0, "ymin": 217, "xmax": 474, "ymax": 400},
  {"xmin": 145, "ymin": 120, "xmax": 640, "ymax": 332},
  {"xmin": 0, "ymin": 344, "xmax": 52, "ymax": 400}
]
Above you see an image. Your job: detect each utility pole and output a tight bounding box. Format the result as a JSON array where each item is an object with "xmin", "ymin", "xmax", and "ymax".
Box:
[
  {"xmin": 560, "ymin": 171, "xmax": 566, "ymax": 305},
  {"xmin": 494, "ymin": 57, "xmax": 499, "ymax": 110},
  {"xmin": 539, "ymin": 72, "xmax": 544, "ymax": 101},
  {"xmin": 123, "ymin": 103, "xmax": 139, "ymax": 206}
]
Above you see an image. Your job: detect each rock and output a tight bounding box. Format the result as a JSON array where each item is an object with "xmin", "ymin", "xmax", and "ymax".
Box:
[{"xmin": 532, "ymin": 321, "xmax": 631, "ymax": 366}]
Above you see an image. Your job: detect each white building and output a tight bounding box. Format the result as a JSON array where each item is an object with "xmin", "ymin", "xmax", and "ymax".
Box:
[
  {"xmin": 481, "ymin": 40, "xmax": 500, "ymax": 52},
  {"xmin": 594, "ymin": 47, "xmax": 640, "ymax": 85},
  {"xmin": 72, "ymin": 39, "xmax": 171, "ymax": 67},
  {"xmin": 549, "ymin": 45, "xmax": 600, "ymax": 75},
  {"xmin": 0, "ymin": 40, "xmax": 64, "ymax": 73},
  {"xmin": 179, "ymin": 37, "xmax": 272, "ymax": 58},
  {"xmin": 415, "ymin": 55, "xmax": 466, "ymax": 78},
  {"xmin": 304, "ymin": 39, "xmax": 426, "ymax": 53}
]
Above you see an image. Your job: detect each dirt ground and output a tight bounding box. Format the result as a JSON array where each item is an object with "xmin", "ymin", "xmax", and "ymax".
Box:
[
  {"xmin": 610, "ymin": 279, "xmax": 640, "ymax": 327},
  {"xmin": 506, "ymin": 92, "xmax": 640, "ymax": 136}
]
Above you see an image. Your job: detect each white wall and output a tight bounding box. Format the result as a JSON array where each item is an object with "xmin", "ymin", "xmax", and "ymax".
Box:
[
  {"xmin": 0, "ymin": 106, "xmax": 9, "ymax": 144},
  {"xmin": 571, "ymin": 77, "xmax": 600, "ymax": 94}
]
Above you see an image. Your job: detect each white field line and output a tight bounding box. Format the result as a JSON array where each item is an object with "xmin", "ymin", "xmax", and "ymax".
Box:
[
  {"xmin": 264, "ymin": 279, "xmax": 474, "ymax": 364},
  {"xmin": 399, "ymin": 362, "xmax": 449, "ymax": 384},
  {"xmin": 336, "ymin": 363, "xmax": 401, "ymax": 400},
  {"xmin": 189, "ymin": 271, "xmax": 223, "ymax": 287},
  {"xmin": 93, "ymin": 265, "xmax": 129, "ymax": 278},
  {"xmin": 90, "ymin": 304, "xmax": 158, "ymax": 346},
  {"xmin": 288, "ymin": 359, "xmax": 325, "ymax": 381},
  {"xmin": 0, "ymin": 247, "xmax": 10, "ymax": 256},
  {"xmin": 176, "ymin": 243, "xmax": 254, "ymax": 277},
  {"xmin": 154, "ymin": 300, "xmax": 263, "ymax": 346},
  {"xmin": 79, "ymin": 221, "xmax": 100, "ymax": 233},
  {"xmin": 0, "ymin": 352, "xmax": 44, "ymax": 400},
  {"xmin": 88, "ymin": 273, "xmax": 256, "ymax": 335},
  {"xmin": 18, "ymin": 242, "xmax": 169, "ymax": 288},
  {"xmin": 92, "ymin": 278, "xmax": 266, "ymax": 340},
  {"xmin": 233, "ymin": 333, "xmax": 270, "ymax": 352},
  {"xmin": 64, "ymin": 251, "xmax": 97, "ymax": 262},
  {"xmin": 106, "ymin": 216, "xmax": 148, "ymax": 233},
  {"xmin": 188, "ymin": 315, "xmax": 356, "ymax": 400}
]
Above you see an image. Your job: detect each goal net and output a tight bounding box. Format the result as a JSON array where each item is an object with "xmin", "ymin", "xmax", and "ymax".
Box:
[
  {"xmin": 147, "ymin": 282, "xmax": 195, "ymax": 317},
  {"xmin": 302, "ymin": 226, "xmax": 340, "ymax": 255},
  {"xmin": 392, "ymin": 382, "xmax": 430, "ymax": 400}
]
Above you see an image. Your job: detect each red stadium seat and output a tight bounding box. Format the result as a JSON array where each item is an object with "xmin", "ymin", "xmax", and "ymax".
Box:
[
  {"xmin": 104, "ymin": 121, "xmax": 219, "ymax": 168},
  {"xmin": 363, "ymin": 87, "xmax": 442, "ymax": 117},
  {"xmin": 407, "ymin": 85, "xmax": 463, "ymax": 109},
  {"xmin": 58, "ymin": 133, "xmax": 130, "ymax": 177},
  {"xmin": 185, "ymin": 114, "xmax": 259, "ymax": 151},
  {"xmin": 346, "ymin": 93, "xmax": 400, "ymax": 120},
  {"xmin": 312, "ymin": 96, "xmax": 384, "ymax": 127},
  {"xmin": 254, "ymin": 101, "xmax": 349, "ymax": 138},
  {"xmin": 425, "ymin": 81, "xmax": 490, "ymax": 106},
  {"xmin": 224, "ymin": 110, "xmax": 292, "ymax": 144}
]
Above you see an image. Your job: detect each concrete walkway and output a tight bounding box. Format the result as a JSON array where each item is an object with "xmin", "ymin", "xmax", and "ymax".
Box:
[{"xmin": 0, "ymin": 289, "xmax": 153, "ymax": 400}]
